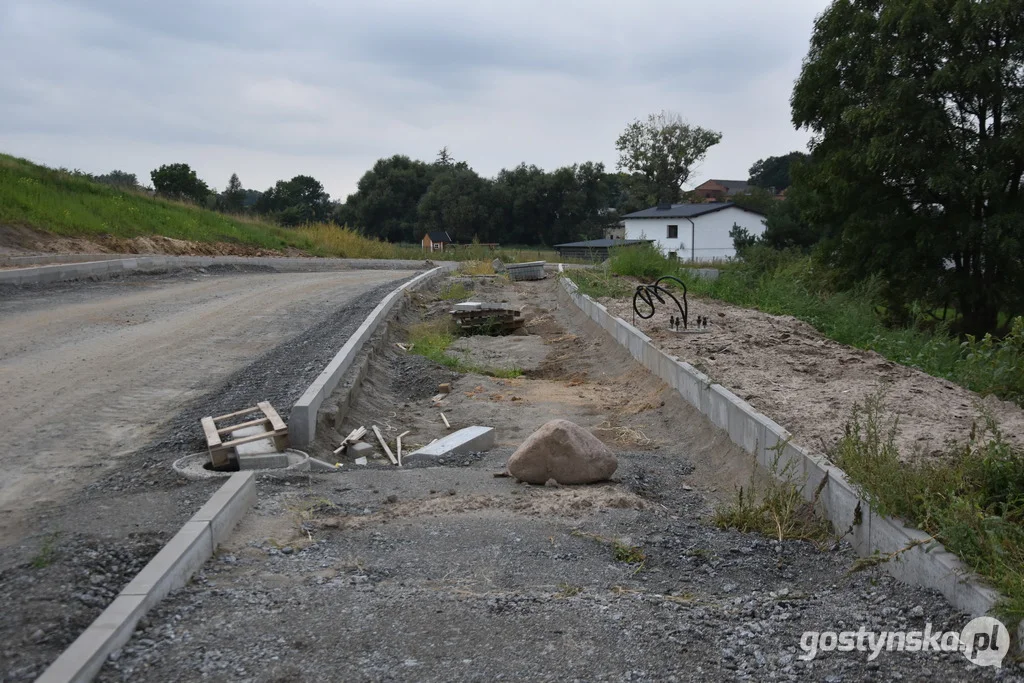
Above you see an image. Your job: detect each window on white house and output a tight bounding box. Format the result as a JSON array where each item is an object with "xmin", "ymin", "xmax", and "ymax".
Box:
[
  {"xmin": 668, "ymin": 251, "xmax": 677, "ymax": 260},
  {"xmin": 667, "ymin": 224, "xmax": 678, "ymax": 239}
]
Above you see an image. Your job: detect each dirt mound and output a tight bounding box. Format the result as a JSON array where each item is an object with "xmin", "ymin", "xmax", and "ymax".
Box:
[{"xmin": 600, "ymin": 294, "xmax": 1024, "ymax": 462}]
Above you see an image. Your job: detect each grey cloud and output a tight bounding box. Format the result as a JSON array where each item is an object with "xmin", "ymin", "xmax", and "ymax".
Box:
[{"xmin": 0, "ymin": 0, "xmax": 826, "ymax": 196}]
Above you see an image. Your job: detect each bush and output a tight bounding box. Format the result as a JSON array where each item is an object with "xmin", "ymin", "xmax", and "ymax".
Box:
[
  {"xmin": 608, "ymin": 243, "xmax": 675, "ymax": 279},
  {"xmin": 958, "ymin": 317, "xmax": 1024, "ymax": 405}
]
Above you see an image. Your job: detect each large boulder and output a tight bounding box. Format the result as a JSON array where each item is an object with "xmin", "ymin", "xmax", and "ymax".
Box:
[{"xmin": 507, "ymin": 419, "xmax": 617, "ymax": 485}]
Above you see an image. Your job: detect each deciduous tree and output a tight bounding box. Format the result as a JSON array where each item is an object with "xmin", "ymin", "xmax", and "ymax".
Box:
[
  {"xmin": 615, "ymin": 111, "xmax": 721, "ymax": 204},
  {"xmin": 792, "ymin": 0, "xmax": 1024, "ymax": 334},
  {"xmin": 150, "ymin": 163, "xmax": 210, "ymax": 204}
]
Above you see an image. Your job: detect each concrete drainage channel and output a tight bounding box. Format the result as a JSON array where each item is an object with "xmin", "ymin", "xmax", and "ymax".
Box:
[
  {"xmin": 37, "ymin": 264, "xmax": 458, "ymax": 682},
  {"xmin": 556, "ymin": 274, "xmax": 1001, "ymax": 620}
]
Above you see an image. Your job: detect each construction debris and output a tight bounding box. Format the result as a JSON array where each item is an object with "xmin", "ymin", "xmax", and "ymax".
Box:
[
  {"xmin": 450, "ymin": 302, "xmax": 524, "ymax": 334},
  {"xmin": 439, "ymin": 383, "xmax": 451, "ymax": 394},
  {"xmin": 333, "ymin": 426, "xmax": 368, "ymax": 455},
  {"xmin": 354, "ymin": 456, "xmax": 368, "ymax": 466},
  {"xmin": 440, "ymin": 412, "xmax": 451, "ymax": 429},
  {"xmin": 505, "ymin": 260, "xmax": 546, "ymax": 281},
  {"xmin": 348, "ymin": 441, "xmax": 373, "ymax": 458},
  {"xmin": 396, "ymin": 430, "xmax": 411, "ymax": 466},
  {"xmin": 200, "ymin": 401, "xmax": 288, "ymax": 469},
  {"xmin": 372, "ymin": 425, "xmax": 398, "ymax": 465}
]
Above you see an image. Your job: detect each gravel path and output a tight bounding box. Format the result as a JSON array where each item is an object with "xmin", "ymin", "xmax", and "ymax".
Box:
[{"xmin": 97, "ymin": 449, "xmax": 1015, "ymax": 682}]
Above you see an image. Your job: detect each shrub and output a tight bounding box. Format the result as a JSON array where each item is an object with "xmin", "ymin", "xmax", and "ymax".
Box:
[{"xmin": 834, "ymin": 394, "xmax": 1024, "ymax": 624}]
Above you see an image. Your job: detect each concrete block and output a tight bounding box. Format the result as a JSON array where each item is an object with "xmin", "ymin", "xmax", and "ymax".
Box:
[
  {"xmin": 121, "ymin": 521, "xmax": 213, "ymax": 608},
  {"xmin": 707, "ymin": 385, "xmax": 732, "ymax": 432},
  {"xmin": 404, "ymin": 426, "xmax": 496, "ymax": 465},
  {"xmin": 238, "ymin": 452, "xmax": 291, "ymax": 470},
  {"xmin": 725, "ymin": 394, "xmax": 761, "ymax": 456},
  {"xmin": 232, "ymin": 425, "xmax": 277, "ymax": 456},
  {"xmin": 758, "ymin": 415, "xmax": 791, "ymax": 470},
  {"xmin": 656, "ymin": 350, "xmax": 676, "ymax": 386},
  {"xmin": 189, "ymin": 471, "xmax": 255, "ymax": 547},
  {"xmin": 826, "ymin": 475, "xmax": 870, "ymax": 555},
  {"xmin": 675, "ymin": 362, "xmax": 709, "ymax": 413},
  {"xmin": 36, "ymin": 594, "xmax": 149, "ymax": 683},
  {"xmin": 348, "ymin": 441, "xmax": 373, "ymax": 457}
]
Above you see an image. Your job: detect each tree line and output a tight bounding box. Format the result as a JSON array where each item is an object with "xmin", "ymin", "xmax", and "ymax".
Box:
[{"xmin": 86, "ymin": 114, "xmax": 804, "ymax": 247}]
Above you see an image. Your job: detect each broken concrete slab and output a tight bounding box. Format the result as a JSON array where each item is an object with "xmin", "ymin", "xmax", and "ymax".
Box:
[
  {"xmin": 348, "ymin": 441, "xmax": 373, "ymax": 458},
  {"xmin": 403, "ymin": 426, "xmax": 496, "ymax": 465}
]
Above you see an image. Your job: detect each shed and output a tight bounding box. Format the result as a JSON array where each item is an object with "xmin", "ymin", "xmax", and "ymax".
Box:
[
  {"xmin": 422, "ymin": 231, "xmax": 452, "ymax": 252},
  {"xmin": 552, "ymin": 238, "xmax": 652, "ymax": 263}
]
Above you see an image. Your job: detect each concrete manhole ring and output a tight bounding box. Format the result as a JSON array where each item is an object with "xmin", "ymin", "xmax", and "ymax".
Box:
[{"xmin": 172, "ymin": 449, "xmax": 311, "ymax": 480}]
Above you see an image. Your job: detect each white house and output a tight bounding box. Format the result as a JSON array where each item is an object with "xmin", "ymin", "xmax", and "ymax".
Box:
[{"xmin": 621, "ymin": 202, "xmax": 767, "ymax": 261}]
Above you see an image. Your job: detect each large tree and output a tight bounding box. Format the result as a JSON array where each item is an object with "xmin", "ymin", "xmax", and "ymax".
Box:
[
  {"xmin": 255, "ymin": 175, "xmax": 331, "ymax": 226},
  {"xmin": 150, "ymin": 163, "xmax": 210, "ymax": 204},
  {"xmin": 615, "ymin": 111, "xmax": 721, "ymax": 204},
  {"xmin": 747, "ymin": 152, "xmax": 808, "ymax": 193},
  {"xmin": 792, "ymin": 0, "xmax": 1024, "ymax": 335}
]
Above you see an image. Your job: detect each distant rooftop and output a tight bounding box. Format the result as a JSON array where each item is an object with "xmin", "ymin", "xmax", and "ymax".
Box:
[{"xmin": 622, "ymin": 202, "xmax": 765, "ymax": 219}]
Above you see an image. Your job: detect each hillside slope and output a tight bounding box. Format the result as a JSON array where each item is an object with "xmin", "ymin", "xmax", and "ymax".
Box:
[{"xmin": 0, "ymin": 154, "xmax": 317, "ymax": 255}]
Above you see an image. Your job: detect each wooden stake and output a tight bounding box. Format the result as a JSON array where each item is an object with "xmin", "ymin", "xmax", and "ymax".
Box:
[
  {"xmin": 440, "ymin": 412, "xmax": 450, "ymax": 428},
  {"xmin": 396, "ymin": 430, "xmax": 411, "ymax": 466},
  {"xmin": 372, "ymin": 425, "xmax": 398, "ymax": 465}
]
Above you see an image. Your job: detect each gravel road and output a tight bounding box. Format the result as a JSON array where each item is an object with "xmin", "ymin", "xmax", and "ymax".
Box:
[{"xmin": 0, "ymin": 266, "xmax": 415, "ymax": 548}]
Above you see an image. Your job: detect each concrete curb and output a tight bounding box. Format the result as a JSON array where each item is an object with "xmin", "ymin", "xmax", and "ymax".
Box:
[
  {"xmin": 0, "ymin": 255, "xmax": 455, "ymax": 286},
  {"xmin": 288, "ymin": 265, "xmax": 457, "ymax": 447},
  {"xmin": 37, "ymin": 472, "xmax": 256, "ymax": 683},
  {"xmin": 556, "ymin": 274, "xmax": 999, "ymax": 617}
]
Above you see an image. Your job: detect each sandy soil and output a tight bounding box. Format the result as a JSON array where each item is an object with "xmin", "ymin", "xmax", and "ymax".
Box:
[
  {"xmin": 599, "ymin": 293, "xmax": 1024, "ymax": 461},
  {"xmin": 0, "ymin": 268, "xmax": 415, "ymax": 547}
]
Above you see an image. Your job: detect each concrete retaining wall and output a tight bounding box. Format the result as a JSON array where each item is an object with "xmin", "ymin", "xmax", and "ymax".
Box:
[
  {"xmin": 289, "ymin": 265, "xmax": 456, "ymax": 447},
  {"xmin": 557, "ymin": 274, "xmax": 999, "ymax": 617},
  {"xmin": 0, "ymin": 255, "xmax": 453, "ymax": 286},
  {"xmin": 38, "ymin": 472, "xmax": 256, "ymax": 683}
]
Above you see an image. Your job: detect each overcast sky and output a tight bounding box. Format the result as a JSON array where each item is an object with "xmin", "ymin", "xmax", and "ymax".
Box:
[{"xmin": 0, "ymin": 0, "xmax": 829, "ymax": 199}]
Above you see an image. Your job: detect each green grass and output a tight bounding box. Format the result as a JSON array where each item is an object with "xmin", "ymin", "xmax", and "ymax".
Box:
[
  {"xmin": 31, "ymin": 532, "xmax": 60, "ymax": 569},
  {"xmin": 834, "ymin": 394, "xmax": 1024, "ymax": 625},
  {"xmin": 438, "ymin": 282, "xmax": 471, "ymax": 301},
  {"xmin": 565, "ymin": 268, "xmax": 634, "ymax": 298},
  {"xmin": 714, "ymin": 446, "xmax": 833, "ymax": 544},
  {"xmin": 0, "ymin": 153, "xmax": 317, "ymax": 251},
  {"xmin": 406, "ymin": 318, "xmax": 522, "ymax": 378},
  {"xmin": 599, "ymin": 243, "xmax": 1024, "ymax": 407}
]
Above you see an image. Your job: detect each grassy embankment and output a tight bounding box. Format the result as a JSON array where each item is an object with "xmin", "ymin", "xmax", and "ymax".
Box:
[
  {"xmin": 0, "ymin": 153, "xmax": 564, "ymax": 263},
  {"xmin": 571, "ymin": 243, "xmax": 1024, "ymax": 623}
]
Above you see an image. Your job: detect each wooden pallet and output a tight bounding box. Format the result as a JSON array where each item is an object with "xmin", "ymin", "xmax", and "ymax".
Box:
[{"xmin": 201, "ymin": 401, "xmax": 288, "ymax": 468}]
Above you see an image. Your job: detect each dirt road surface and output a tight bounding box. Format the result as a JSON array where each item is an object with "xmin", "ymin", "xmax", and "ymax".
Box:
[{"xmin": 0, "ymin": 268, "xmax": 415, "ymax": 547}]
